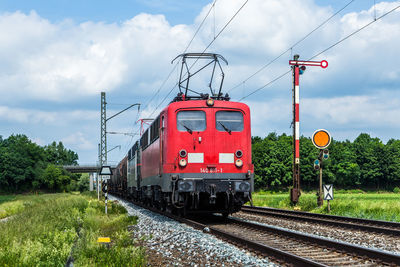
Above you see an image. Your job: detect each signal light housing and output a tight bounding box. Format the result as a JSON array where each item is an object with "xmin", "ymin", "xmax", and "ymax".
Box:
[
  {"xmin": 323, "ymin": 149, "xmax": 329, "ymax": 160},
  {"xmin": 299, "ymin": 65, "xmax": 306, "ymax": 75},
  {"xmin": 235, "ymin": 150, "xmax": 243, "ymax": 158},
  {"xmin": 314, "ymin": 159, "xmax": 320, "ymax": 170}
]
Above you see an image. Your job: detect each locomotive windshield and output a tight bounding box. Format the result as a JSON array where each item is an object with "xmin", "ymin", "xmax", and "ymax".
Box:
[
  {"xmin": 177, "ymin": 110, "xmax": 206, "ymax": 132},
  {"xmin": 216, "ymin": 111, "xmax": 243, "ymax": 132}
]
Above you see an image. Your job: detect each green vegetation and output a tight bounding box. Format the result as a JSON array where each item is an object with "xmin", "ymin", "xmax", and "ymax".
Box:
[
  {"xmin": 252, "ymin": 133, "xmax": 400, "ymax": 191},
  {"xmin": 252, "ymin": 190, "xmax": 400, "ymax": 222},
  {"xmin": 0, "ymin": 134, "xmax": 83, "ymax": 193},
  {"xmin": 0, "ymin": 193, "xmax": 145, "ymax": 266}
]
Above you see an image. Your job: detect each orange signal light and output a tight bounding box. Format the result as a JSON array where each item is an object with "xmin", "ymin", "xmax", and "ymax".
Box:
[{"xmin": 312, "ymin": 129, "xmax": 331, "ymax": 149}]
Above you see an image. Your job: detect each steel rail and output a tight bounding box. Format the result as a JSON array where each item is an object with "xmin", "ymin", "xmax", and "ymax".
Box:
[
  {"xmin": 224, "ymin": 216, "xmax": 400, "ymax": 265},
  {"xmin": 112, "ymin": 195, "xmax": 327, "ymax": 266},
  {"xmin": 242, "ymin": 206, "xmax": 400, "ymax": 236}
]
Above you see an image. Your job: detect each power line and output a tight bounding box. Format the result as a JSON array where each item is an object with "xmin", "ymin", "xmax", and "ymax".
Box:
[
  {"xmin": 139, "ymin": 0, "xmax": 218, "ymax": 115},
  {"xmin": 239, "ymin": 3, "xmax": 400, "ymax": 101},
  {"xmin": 185, "ymin": 0, "xmax": 249, "ymax": 73},
  {"xmin": 228, "ymin": 0, "xmax": 355, "ymax": 94},
  {"xmin": 238, "ymin": 70, "xmax": 291, "ymax": 101},
  {"xmin": 309, "ymin": 4, "xmax": 400, "ymax": 60},
  {"xmin": 183, "ymin": 0, "xmax": 218, "ymax": 54},
  {"xmin": 123, "ymin": 2, "xmax": 220, "ymax": 152},
  {"xmin": 151, "ymin": 0, "xmax": 250, "ymax": 115}
]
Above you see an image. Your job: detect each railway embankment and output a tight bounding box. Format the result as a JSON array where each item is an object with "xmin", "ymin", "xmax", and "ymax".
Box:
[
  {"xmin": 0, "ymin": 193, "xmax": 145, "ymax": 266},
  {"xmin": 110, "ymin": 195, "xmax": 276, "ymax": 267}
]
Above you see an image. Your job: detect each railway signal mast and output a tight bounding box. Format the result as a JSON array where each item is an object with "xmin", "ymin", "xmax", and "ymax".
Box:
[
  {"xmin": 312, "ymin": 129, "xmax": 332, "ymax": 207},
  {"xmin": 289, "ymin": 55, "xmax": 328, "ymax": 204}
]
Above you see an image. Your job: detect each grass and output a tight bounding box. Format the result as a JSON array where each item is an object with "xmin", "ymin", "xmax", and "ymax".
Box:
[
  {"xmin": 0, "ymin": 193, "xmax": 62, "ymax": 219},
  {"xmin": 251, "ymin": 190, "xmax": 400, "ymax": 222},
  {"xmin": 0, "ymin": 195, "xmax": 17, "ymax": 205},
  {"xmin": 0, "ymin": 192, "xmax": 146, "ymax": 266}
]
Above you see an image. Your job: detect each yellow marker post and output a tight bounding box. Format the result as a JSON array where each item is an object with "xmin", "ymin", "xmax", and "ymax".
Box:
[
  {"xmin": 97, "ymin": 237, "xmax": 111, "ymax": 243},
  {"xmin": 97, "ymin": 237, "xmax": 111, "ymax": 249}
]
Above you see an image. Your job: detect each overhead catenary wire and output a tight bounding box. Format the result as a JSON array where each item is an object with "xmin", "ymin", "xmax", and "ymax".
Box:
[
  {"xmin": 239, "ymin": 3, "xmax": 400, "ymax": 101},
  {"xmin": 309, "ymin": 3, "xmax": 400, "ymax": 60},
  {"xmin": 124, "ymin": 0, "xmax": 220, "ymax": 150},
  {"xmin": 140, "ymin": 0, "xmax": 218, "ymax": 115},
  {"xmin": 184, "ymin": 0, "xmax": 249, "ymax": 74},
  {"xmin": 149, "ymin": 0, "xmax": 250, "ymax": 117},
  {"xmin": 228, "ymin": 0, "xmax": 355, "ymax": 94},
  {"xmin": 136, "ymin": 0, "xmax": 219, "ymax": 119}
]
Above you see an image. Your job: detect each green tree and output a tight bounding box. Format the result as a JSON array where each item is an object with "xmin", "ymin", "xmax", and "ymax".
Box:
[
  {"xmin": 77, "ymin": 173, "xmax": 90, "ymax": 192},
  {"xmin": 0, "ymin": 135, "xmax": 79, "ymax": 193},
  {"xmin": 354, "ymin": 134, "xmax": 384, "ymax": 188},
  {"xmin": 385, "ymin": 139, "xmax": 400, "ymax": 188},
  {"xmin": 44, "ymin": 141, "xmax": 78, "ymax": 166}
]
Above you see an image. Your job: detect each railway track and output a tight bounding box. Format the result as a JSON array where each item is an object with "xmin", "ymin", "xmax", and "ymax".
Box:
[
  {"xmin": 241, "ymin": 206, "xmax": 400, "ymax": 236},
  {"xmin": 210, "ymin": 216, "xmax": 400, "ymax": 266},
  {"xmin": 121, "ymin": 198, "xmax": 400, "ymax": 266}
]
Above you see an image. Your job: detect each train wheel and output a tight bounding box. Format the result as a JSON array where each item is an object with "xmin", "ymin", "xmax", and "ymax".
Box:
[
  {"xmin": 161, "ymin": 198, "xmax": 167, "ymax": 211},
  {"xmin": 178, "ymin": 207, "xmax": 187, "ymax": 218}
]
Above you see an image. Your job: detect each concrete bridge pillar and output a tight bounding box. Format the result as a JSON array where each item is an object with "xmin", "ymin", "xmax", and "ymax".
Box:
[{"xmin": 89, "ymin": 173, "xmax": 94, "ymax": 191}]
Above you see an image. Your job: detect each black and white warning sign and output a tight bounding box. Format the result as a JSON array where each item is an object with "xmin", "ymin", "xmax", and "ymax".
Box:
[{"xmin": 323, "ymin": 184, "xmax": 333, "ymax": 200}]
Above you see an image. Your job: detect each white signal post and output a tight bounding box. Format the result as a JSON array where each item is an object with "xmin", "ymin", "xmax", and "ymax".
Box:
[
  {"xmin": 99, "ymin": 166, "xmax": 113, "ymax": 214},
  {"xmin": 289, "ymin": 55, "xmax": 328, "ymax": 204}
]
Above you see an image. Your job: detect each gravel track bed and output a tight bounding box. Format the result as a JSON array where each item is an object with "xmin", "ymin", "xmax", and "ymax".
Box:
[
  {"xmin": 110, "ymin": 195, "xmax": 277, "ymax": 267},
  {"xmin": 236, "ymin": 211, "xmax": 400, "ymax": 254}
]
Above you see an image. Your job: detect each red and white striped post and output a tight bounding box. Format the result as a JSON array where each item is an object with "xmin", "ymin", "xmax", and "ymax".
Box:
[{"xmin": 289, "ymin": 55, "xmax": 328, "ymax": 204}]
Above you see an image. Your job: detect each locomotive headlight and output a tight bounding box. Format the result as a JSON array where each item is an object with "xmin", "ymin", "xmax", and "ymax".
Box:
[
  {"xmin": 235, "ymin": 150, "xmax": 243, "ymax": 158},
  {"xmin": 235, "ymin": 181, "xmax": 250, "ymax": 192},
  {"xmin": 178, "ymin": 180, "xmax": 194, "ymax": 192},
  {"xmin": 206, "ymin": 98, "xmax": 214, "ymax": 106},
  {"xmin": 179, "ymin": 158, "xmax": 187, "ymax": 167},
  {"xmin": 235, "ymin": 159, "xmax": 243, "ymax": 168}
]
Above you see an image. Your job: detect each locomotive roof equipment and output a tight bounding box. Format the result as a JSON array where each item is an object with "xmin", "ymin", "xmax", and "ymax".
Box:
[{"xmin": 171, "ymin": 53, "xmax": 230, "ymax": 102}]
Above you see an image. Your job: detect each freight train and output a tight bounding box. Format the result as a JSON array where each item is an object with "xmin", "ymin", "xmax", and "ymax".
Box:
[{"xmin": 108, "ymin": 53, "xmax": 254, "ymax": 216}]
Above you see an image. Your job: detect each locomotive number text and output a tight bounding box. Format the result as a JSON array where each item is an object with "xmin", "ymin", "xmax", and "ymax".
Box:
[{"xmin": 200, "ymin": 168, "xmax": 223, "ymax": 173}]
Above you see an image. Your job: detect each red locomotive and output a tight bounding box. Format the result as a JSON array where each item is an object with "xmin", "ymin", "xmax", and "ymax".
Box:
[{"xmin": 109, "ymin": 53, "xmax": 254, "ymax": 216}]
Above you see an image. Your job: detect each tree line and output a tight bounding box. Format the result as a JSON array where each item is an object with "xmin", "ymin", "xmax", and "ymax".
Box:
[
  {"xmin": 252, "ymin": 133, "xmax": 400, "ymax": 191},
  {"xmin": 0, "ymin": 134, "xmax": 88, "ymax": 193},
  {"xmin": 2, "ymin": 132, "xmax": 399, "ymax": 193}
]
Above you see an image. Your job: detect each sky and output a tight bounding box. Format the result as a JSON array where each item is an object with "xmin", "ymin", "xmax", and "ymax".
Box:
[{"xmin": 0, "ymin": 0, "xmax": 399, "ymax": 165}]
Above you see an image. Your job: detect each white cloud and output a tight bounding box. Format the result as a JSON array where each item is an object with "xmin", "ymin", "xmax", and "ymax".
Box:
[
  {"xmin": 62, "ymin": 132, "xmax": 95, "ymax": 150},
  {"xmin": 246, "ymin": 90, "xmax": 400, "ymax": 142},
  {"xmin": 0, "ymin": 1, "xmax": 399, "ymax": 103},
  {"xmin": 1, "ymin": 0, "xmax": 399, "ymax": 163},
  {"xmin": 0, "ymin": 106, "xmax": 97, "ymax": 125},
  {"xmin": 302, "ymin": 94, "xmax": 400, "ymax": 127},
  {"xmin": 0, "ymin": 12, "xmax": 193, "ymax": 102}
]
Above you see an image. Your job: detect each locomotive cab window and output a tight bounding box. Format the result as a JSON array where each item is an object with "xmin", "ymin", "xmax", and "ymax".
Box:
[
  {"xmin": 177, "ymin": 110, "xmax": 206, "ymax": 132},
  {"xmin": 216, "ymin": 111, "xmax": 244, "ymax": 132}
]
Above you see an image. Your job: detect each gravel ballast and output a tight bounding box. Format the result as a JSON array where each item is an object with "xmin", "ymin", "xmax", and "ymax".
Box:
[
  {"xmin": 236, "ymin": 211, "xmax": 400, "ymax": 255},
  {"xmin": 109, "ymin": 195, "xmax": 277, "ymax": 267}
]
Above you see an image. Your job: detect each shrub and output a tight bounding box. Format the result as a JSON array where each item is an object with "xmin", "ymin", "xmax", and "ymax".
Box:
[{"xmin": 393, "ymin": 187, "xmax": 400, "ymax": 193}]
